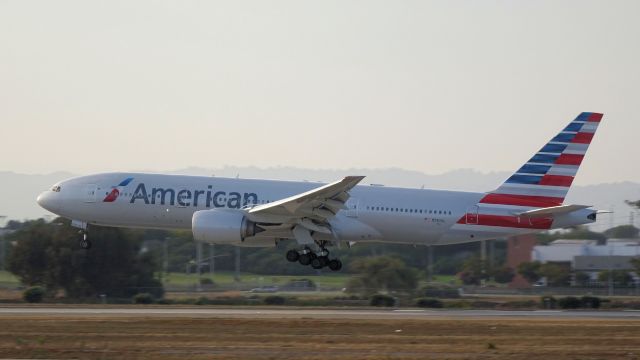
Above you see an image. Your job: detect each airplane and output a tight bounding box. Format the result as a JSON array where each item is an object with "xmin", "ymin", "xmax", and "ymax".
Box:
[{"xmin": 37, "ymin": 112, "xmax": 603, "ymax": 271}]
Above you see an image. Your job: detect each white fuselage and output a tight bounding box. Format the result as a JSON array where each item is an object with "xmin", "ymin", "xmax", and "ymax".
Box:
[{"xmin": 37, "ymin": 172, "xmax": 595, "ymax": 247}]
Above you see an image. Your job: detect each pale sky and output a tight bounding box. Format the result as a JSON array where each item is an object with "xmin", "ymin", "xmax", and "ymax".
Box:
[{"xmin": 1, "ymin": 0, "xmax": 638, "ymax": 185}]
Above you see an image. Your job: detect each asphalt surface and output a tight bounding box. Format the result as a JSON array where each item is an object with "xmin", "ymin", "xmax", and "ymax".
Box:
[{"xmin": 0, "ymin": 307, "xmax": 639, "ymax": 319}]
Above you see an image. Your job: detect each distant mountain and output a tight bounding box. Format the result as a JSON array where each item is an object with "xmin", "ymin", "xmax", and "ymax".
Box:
[
  {"xmin": 0, "ymin": 171, "xmax": 76, "ymax": 221},
  {"xmin": 1, "ymin": 167, "xmax": 638, "ymax": 229}
]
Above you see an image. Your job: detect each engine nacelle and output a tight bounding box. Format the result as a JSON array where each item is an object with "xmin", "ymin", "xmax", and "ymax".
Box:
[{"xmin": 192, "ymin": 209, "xmax": 260, "ymax": 244}]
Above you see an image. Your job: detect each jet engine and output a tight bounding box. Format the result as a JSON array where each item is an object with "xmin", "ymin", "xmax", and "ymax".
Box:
[{"xmin": 192, "ymin": 209, "xmax": 262, "ymax": 244}]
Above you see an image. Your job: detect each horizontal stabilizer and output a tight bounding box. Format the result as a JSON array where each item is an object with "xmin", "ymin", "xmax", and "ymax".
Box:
[
  {"xmin": 514, "ymin": 204, "xmax": 592, "ymax": 218},
  {"xmin": 596, "ymin": 210, "xmax": 614, "ymax": 214}
]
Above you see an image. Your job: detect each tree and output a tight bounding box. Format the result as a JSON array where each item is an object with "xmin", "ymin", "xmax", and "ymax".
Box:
[
  {"xmin": 632, "ymin": 258, "xmax": 640, "ymax": 276},
  {"xmin": 574, "ymin": 272, "xmax": 591, "ymax": 286},
  {"xmin": 457, "ymin": 256, "xmax": 490, "ymax": 285},
  {"xmin": 346, "ymin": 256, "xmax": 418, "ymax": 295},
  {"xmin": 598, "ymin": 270, "xmax": 632, "ymax": 287},
  {"xmin": 517, "ymin": 261, "xmax": 542, "ymax": 284},
  {"xmin": 604, "ymin": 225, "xmax": 639, "ymax": 239},
  {"xmin": 7, "ymin": 219, "xmax": 163, "ymax": 299},
  {"xmin": 491, "ymin": 266, "xmax": 515, "ymax": 284},
  {"xmin": 536, "ymin": 226, "xmax": 607, "ymax": 245},
  {"xmin": 539, "ymin": 263, "xmax": 571, "ymax": 287}
]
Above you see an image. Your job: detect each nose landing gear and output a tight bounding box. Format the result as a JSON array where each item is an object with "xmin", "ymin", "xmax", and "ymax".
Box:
[{"xmin": 79, "ymin": 231, "xmax": 92, "ymax": 250}]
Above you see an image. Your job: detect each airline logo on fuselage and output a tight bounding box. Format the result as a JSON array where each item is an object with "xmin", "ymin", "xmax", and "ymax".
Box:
[
  {"xmin": 129, "ymin": 182, "xmax": 258, "ymax": 209},
  {"xmin": 103, "ymin": 177, "xmax": 135, "ymax": 202}
]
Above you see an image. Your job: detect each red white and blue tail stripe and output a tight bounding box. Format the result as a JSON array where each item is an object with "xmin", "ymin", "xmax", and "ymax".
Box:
[
  {"xmin": 486, "ymin": 112, "xmax": 602, "ymax": 207},
  {"xmin": 454, "ymin": 112, "xmax": 602, "ymax": 233}
]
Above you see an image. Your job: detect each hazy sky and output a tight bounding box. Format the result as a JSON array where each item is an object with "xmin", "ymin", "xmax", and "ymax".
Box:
[{"xmin": 1, "ymin": 0, "xmax": 638, "ymax": 185}]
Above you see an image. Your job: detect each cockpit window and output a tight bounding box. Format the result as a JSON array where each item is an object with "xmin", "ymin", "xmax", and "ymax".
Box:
[{"xmin": 51, "ymin": 185, "xmax": 61, "ymax": 192}]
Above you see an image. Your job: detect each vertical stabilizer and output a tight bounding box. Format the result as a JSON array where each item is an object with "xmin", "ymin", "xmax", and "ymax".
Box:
[{"xmin": 483, "ymin": 112, "xmax": 603, "ymax": 208}]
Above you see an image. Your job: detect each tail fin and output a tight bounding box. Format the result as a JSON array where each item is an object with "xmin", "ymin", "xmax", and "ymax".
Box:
[{"xmin": 482, "ymin": 112, "xmax": 603, "ymax": 208}]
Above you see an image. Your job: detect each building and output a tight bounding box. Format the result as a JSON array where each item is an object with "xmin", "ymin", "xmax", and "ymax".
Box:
[
  {"xmin": 532, "ymin": 239, "xmax": 640, "ymax": 282},
  {"xmin": 506, "ymin": 234, "xmax": 538, "ymax": 288}
]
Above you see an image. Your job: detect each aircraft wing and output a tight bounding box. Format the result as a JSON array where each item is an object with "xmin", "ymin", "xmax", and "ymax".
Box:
[
  {"xmin": 514, "ymin": 204, "xmax": 592, "ymax": 218},
  {"xmin": 246, "ymin": 176, "xmax": 365, "ymax": 233}
]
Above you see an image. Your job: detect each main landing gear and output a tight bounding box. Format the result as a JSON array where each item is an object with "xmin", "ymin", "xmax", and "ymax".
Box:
[
  {"xmin": 79, "ymin": 231, "xmax": 92, "ymax": 250},
  {"xmin": 285, "ymin": 243, "xmax": 342, "ymax": 271}
]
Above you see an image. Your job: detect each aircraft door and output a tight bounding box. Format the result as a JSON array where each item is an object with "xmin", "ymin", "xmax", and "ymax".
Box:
[
  {"xmin": 84, "ymin": 184, "xmax": 98, "ymax": 203},
  {"xmin": 466, "ymin": 205, "xmax": 479, "ymax": 225}
]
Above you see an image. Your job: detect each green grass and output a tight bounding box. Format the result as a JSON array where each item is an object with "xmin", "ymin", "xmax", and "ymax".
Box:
[
  {"xmin": 162, "ymin": 271, "xmax": 351, "ymax": 289},
  {"xmin": 0, "ymin": 268, "xmax": 459, "ymax": 291},
  {"xmin": 426, "ymin": 274, "xmax": 460, "ymax": 285},
  {"xmin": 0, "ymin": 271, "xmax": 19, "ymax": 285}
]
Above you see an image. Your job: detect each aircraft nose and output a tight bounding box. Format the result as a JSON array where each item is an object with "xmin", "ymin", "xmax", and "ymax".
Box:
[{"xmin": 37, "ymin": 191, "xmax": 59, "ymax": 212}]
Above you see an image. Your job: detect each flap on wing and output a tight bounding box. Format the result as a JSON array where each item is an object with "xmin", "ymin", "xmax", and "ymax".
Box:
[
  {"xmin": 515, "ymin": 204, "xmax": 592, "ymax": 218},
  {"xmin": 247, "ymin": 176, "xmax": 365, "ymax": 221}
]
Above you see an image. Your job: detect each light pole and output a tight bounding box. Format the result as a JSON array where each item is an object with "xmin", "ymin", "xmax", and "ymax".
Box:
[
  {"xmin": 608, "ymin": 242, "xmax": 614, "ymax": 297},
  {"xmin": 163, "ymin": 237, "xmax": 169, "ymax": 275},
  {"xmin": 196, "ymin": 241, "xmax": 203, "ymax": 292},
  {"xmin": 0, "ymin": 216, "xmax": 6, "ymax": 271},
  {"xmin": 209, "ymin": 244, "xmax": 215, "ymax": 276},
  {"xmin": 234, "ymin": 247, "xmax": 241, "ymax": 283},
  {"xmin": 426, "ymin": 245, "xmax": 433, "ymax": 282}
]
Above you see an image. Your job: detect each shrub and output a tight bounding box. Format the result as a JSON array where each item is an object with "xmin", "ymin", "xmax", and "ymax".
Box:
[
  {"xmin": 199, "ymin": 278, "xmax": 215, "ymax": 285},
  {"xmin": 132, "ymin": 293, "xmax": 155, "ymax": 304},
  {"xmin": 540, "ymin": 296, "xmax": 557, "ymax": 309},
  {"xmin": 416, "ymin": 298, "xmax": 443, "ymax": 308},
  {"xmin": 574, "ymin": 272, "xmax": 591, "ymax": 286},
  {"xmin": 195, "ymin": 296, "xmax": 211, "ymax": 305},
  {"xmin": 23, "ymin": 286, "xmax": 45, "ymax": 303},
  {"xmin": 370, "ymin": 294, "xmax": 396, "ymax": 307},
  {"xmin": 499, "ymin": 300, "xmax": 538, "ymax": 309},
  {"xmin": 458, "ymin": 270, "xmax": 482, "ymax": 286},
  {"xmin": 470, "ymin": 301, "xmax": 500, "ymax": 309},
  {"xmin": 580, "ymin": 296, "xmax": 601, "ymax": 309},
  {"xmin": 422, "ymin": 285, "xmax": 460, "ymax": 299},
  {"xmin": 444, "ymin": 300, "xmax": 471, "ymax": 309},
  {"xmin": 263, "ymin": 295, "xmax": 286, "ymax": 305},
  {"xmin": 492, "ymin": 266, "xmax": 515, "ymax": 284},
  {"xmin": 558, "ymin": 296, "xmax": 581, "ymax": 309}
]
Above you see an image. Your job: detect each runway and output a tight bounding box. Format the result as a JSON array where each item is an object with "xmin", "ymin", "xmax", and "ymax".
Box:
[{"xmin": 0, "ymin": 306, "xmax": 639, "ymax": 319}]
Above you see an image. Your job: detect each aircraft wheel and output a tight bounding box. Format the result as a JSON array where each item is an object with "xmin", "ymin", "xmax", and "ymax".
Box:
[
  {"xmin": 318, "ymin": 256, "xmax": 329, "ymax": 267},
  {"xmin": 286, "ymin": 249, "xmax": 299, "ymax": 262},
  {"xmin": 310, "ymin": 257, "xmax": 324, "ymax": 269},
  {"xmin": 299, "ymin": 253, "xmax": 312, "ymax": 266},
  {"xmin": 328, "ymin": 259, "xmax": 342, "ymax": 271},
  {"xmin": 79, "ymin": 238, "xmax": 92, "ymax": 250}
]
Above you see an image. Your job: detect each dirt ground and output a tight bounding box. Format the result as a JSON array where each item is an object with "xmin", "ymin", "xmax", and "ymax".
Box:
[{"xmin": 0, "ymin": 314, "xmax": 638, "ymax": 359}]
